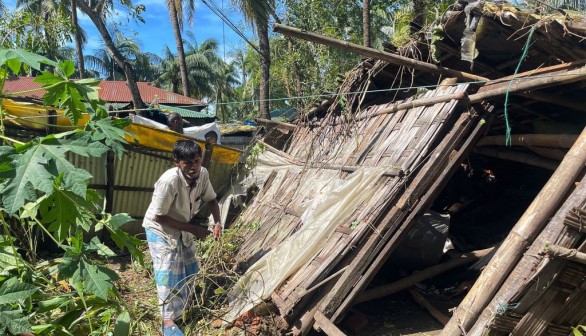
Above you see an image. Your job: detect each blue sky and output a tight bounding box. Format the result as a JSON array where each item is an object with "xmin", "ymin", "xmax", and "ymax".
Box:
[{"xmin": 7, "ymin": 0, "xmax": 251, "ymax": 59}]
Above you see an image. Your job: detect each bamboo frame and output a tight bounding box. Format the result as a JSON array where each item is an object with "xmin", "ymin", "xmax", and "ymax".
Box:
[{"xmin": 441, "ymin": 124, "xmax": 586, "ymax": 336}]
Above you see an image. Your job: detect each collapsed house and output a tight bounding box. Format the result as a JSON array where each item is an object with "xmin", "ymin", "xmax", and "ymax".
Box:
[{"xmin": 225, "ymin": 1, "xmax": 586, "ymax": 335}]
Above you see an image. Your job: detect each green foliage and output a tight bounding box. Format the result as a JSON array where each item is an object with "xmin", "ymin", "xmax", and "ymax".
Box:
[
  {"xmin": 574, "ymin": 325, "xmax": 586, "ymax": 336},
  {"xmin": 0, "ymin": 49, "xmax": 143, "ymax": 336},
  {"xmin": 35, "ymin": 62, "xmax": 101, "ymax": 125}
]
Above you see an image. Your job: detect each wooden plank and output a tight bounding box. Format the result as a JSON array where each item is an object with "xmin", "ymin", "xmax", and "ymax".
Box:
[{"xmin": 314, "ymin": 311, "xmax": 347, "ymax": 336}]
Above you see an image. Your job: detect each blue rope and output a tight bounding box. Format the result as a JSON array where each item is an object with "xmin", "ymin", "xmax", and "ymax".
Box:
[{"xmin": 503, "ymin": 27, "xmax": 535, "ymax": 146}]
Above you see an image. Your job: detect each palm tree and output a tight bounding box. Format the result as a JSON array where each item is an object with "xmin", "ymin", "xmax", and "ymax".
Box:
[
  {"xmin": 184, "ymin": 36, "xmax": 222, "ymax": 99},
  {"xmin": 74, "ymin": 0, "xmax": 146, "ymax": 112},
  {"xmin": 71, "ymin": 0, "xmax": 85, "ymax": 78},
  {"xmin": 153, "ymin": 46, "xmax": 182, "ymax": 93},
  {"xmin": 214, "ymin": 61, "xmax": 240, "ymax": 122},
  {"xmin": 166, "ymin": 0, "xmax": 195, "ymax": 96},
  {"xmin": 363, "ymin": 0, "xmax": 371, "ymax": 47},
  {"xmin": 85, "ymin": 31, "xmax": 142, "ymax": 80},
  {"xmin": 231, "ymin": 0, "xmax": 276, "ymax": 120}
]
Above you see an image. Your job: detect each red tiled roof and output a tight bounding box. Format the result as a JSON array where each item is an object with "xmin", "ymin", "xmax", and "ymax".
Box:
[{"xmin": 3, "ymin": 77, "xmax": 206, "ymax": 106}]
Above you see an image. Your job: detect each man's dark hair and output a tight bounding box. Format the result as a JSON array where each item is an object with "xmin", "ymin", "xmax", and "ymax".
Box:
[
  {"xmin": 204, "ymin": 131, "xmax": 218, "ymax": 140},
  {"xmin": 173, "ymin": 140, "xmax": 202, "ymax": 161}
]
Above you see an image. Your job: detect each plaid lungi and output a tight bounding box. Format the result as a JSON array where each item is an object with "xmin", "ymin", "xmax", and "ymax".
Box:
[{"xmin": 146, "ymin": 229, "xmax": 199, "ymax": 321}]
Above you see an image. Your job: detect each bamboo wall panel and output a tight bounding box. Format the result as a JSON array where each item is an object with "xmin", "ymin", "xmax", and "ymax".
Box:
[{"xmin": 234, "ymin": 84, "xmax": 470, "ymax": 325}]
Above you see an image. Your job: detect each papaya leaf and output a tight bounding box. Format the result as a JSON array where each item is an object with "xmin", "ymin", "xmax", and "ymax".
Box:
[
  {"xmin": 63, "ymin": 133, "xmax": 109, "ymax": 158},
  {"xmin": 0, "ymin": 134, "xmax": 105, "ymax": 215},
  {"xmin": 39, "ymin": 188, "xmax": 95, "ymax": 242},
  {"xmin": 0, "ymin": 277, "xmax": 38, "ymax": 304},
  {"xmin": 0, "ymin": 307, "xmax": 32, "ymax": 335},
  {"xmin": 88, "ymin": 237, "xmax": 116, "ymax": 257},
  {"xmin": 113, "ymin": 310, "xmax": 130, "ymax": 336},
  {"xmin": 109, "ymin": 213, "xmax": 134, "ymax": 230},
  {"xmin": 0, "ymin": 240, "xmax": 26, "ymax": 274},
  {"xmin": 35, "ymin": 70, "xmax": 100, "ymax": 125},
  {"xmin": 79, "ymin": 259, "xmax": 118, "ymax": 300},
  {"xmin": 87, "ymin": 118, "xmax": 131, "ymax": 158},
  {"xmin": 57, "ymin": 256, "xmax": 79, "ymax": 281},
  {"xmin": 108, "ymin": 228, "xmax": 144, "ymax": 266},
  {"xmin": 0, "ymin": 47, "xmax": 56, "ymax": 73},
  {"xmin": 0, "ymin": 143, "xmax": 53, "ymax": 215},
  {"xmin": 57, "ymin": 60, "xmax": 76, "ymax": 78}
]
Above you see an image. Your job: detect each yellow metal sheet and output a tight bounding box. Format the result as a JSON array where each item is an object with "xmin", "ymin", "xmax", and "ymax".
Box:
[{"xmin": 2, "ymin": 99, "xmax": 241, "ymax": 165}]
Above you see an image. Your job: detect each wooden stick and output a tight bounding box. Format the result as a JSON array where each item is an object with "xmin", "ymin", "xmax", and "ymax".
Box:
[
  {"xmin": 440, "ymin": 123, "xmax": 586, "ymax": 336},
  {"xmin": 354, "ymin": 247, "xmax": 494, "ymax": 304},
  {"xmin": 273, "ymin": 23, "xmax": 487, "ymax": 82},
  {"xmin": 256, "ymin": 118, "xmax": 297, "ymax": 131},
  {"xmin": 408, "ymin": 288, "xmax": 451, "ymax": 325},
  {"xmin": 314, "ymin": 311, "xmax": 347, "ymax": 336},
  {"xmin": 477, "ymin": 134, "xmax": 578, "ymax": 149},
  {"xmin": 545, "ymin": 244, "xmax": 586, "ymax": 264}
]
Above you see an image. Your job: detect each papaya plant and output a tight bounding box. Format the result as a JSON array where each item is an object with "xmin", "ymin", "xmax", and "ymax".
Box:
[{"xmin": 0, "ymin": 47, "xmax": 142, "ymax": 335}]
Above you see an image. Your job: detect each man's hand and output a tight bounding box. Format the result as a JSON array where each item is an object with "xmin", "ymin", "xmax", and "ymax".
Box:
[{"xmin": 213, "ymin": 223, "xmax": 222, "ymax": 239}]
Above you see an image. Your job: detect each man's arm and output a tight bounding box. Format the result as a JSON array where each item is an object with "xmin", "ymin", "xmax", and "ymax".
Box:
[
  {"xmin": 154, "ymin": 214, "xmax": 209, "ymax": 240},
  {"xmin": 208, "ymin": 198, "xmax": 222, "ymax": 238}
]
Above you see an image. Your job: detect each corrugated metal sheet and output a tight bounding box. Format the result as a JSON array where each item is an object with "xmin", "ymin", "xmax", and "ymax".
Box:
[
  {"xmin": 66, "ymin": 152, "xmax": 107, "ymax": 185},
  {"xmin": 3, "ymin": 77, "xmax": 206, "ymax": 106},
  {"xmin": 158, "ymin": 104, "xmax": 214, "ymax": 119},
  {"xmin": 221, "ymin": 136, "xmax": 253, "ymax": 151}
]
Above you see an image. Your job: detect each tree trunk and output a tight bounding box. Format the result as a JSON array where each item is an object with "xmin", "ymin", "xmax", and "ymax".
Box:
[
  {"xmin": 363, "ymin": 0, "xmax": 371, "ymax": 47},
  {"xmin": 257, "ymin": 21, "xmax": 271, "ymax": 120},
  {"xmin": 75, "ymin": 0, "xmax": 146, "ymax": 112},
  {"xmin": 71, "ymin": 0, "xmax": 85, "ymax": 79},
  {"xmin": 168, "ymin": 1, "xmax": 190, "ymax": 96},
  {"xmin": 412, "ymin": 0, "xmax": 425, "ymax": 34},
  {"xmin": 71, "ymin": 0, "xmax": 85, "ymax": 78}
]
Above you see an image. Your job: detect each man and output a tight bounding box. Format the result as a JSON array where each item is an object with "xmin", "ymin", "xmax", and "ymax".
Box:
[
  {"xmin": 143, "ymin": 140, "xmax": 221, "ymax": 336},
  {"xmin": 204, "ymin": 130, "xmax": 218, "ymax": 145},
  {"xmin": 168, "ymin": 112, "xmax": 184, "ymax": 134}
]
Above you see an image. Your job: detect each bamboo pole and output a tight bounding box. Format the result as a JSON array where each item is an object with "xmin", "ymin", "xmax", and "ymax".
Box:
[
  {"xmin": 467, "ymin": 175, "xmax": 586, "ymax": 336},
  {"xmin": 256, "ymin": 118, "xmax": 297, "ymax": 131},
  {"xmin": 545, "ymin": 244, "xmax": 586, "ymax": 264},
  {"xmin": 468, "ymin": 65, "xmax": 586, "ymax": 104},
  {"xmin": 477, "ymin": 134, "xmax": 578, "ymax": 149},
  {"xmin": 314, "ymin": 311, "xmax": 347, "ymax": 336},
  {"xmin": 408, "ymin": 288, "xmax": 451, "ymax": 325},
  {"xmin": 354, "ymin": 247, "xmax": 494, "ymax": 304},
  {"xmin": 472, "ymin": 147, "xmax": 559, "ymax": 170},
  {"xmin": 440, "ymin": 124, "xmax": 586, "ymax": 336},
  {"xmin": 311, "ymin": 64, "xmax": 586, "ymax": 127},
  {"xmin": 273, "ymin": 23, "xmax": 487, "ymax": 82}
]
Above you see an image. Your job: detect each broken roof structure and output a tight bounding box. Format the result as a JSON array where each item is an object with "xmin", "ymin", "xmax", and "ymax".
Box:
[{"xmin": 226, "ymin": 1, "xmax": 586, "ymax": 335}]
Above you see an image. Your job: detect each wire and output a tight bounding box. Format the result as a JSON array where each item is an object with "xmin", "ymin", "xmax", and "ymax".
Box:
[
  {"xmin": 200, "ymin": 0, "xmax": 261, "ymax": 55},
  {"xmin": 503, "ymin": 26, "xmax": 536, "ymax": 146},
  {"xmin": 5, "ymin": 69, "xmax": 585, "ymax": 119}
]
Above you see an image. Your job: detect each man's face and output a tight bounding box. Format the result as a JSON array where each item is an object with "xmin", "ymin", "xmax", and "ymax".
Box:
[{"xmin": 176, "ymin": 156, "xmax": 202, "ymax": 182}]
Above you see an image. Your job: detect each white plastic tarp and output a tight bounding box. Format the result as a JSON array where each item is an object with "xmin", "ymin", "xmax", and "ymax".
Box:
[
  {"xmin": 129, "ymin": 114, "xmax": 169, "ymax": 130},
  {"xmin": 184, "ymin": 122, "xmax": 222, "ymax": 144},
  {"xmin": 224, "ymin": 165, "xmax": 385, "ymax": 322}
]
